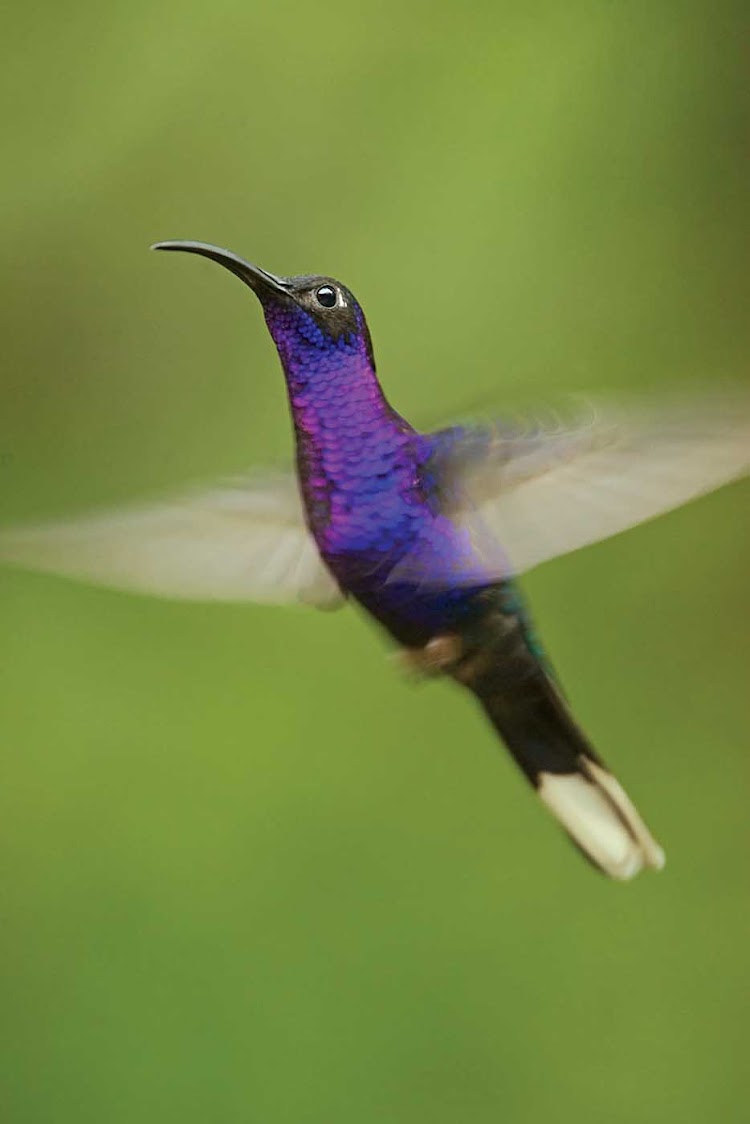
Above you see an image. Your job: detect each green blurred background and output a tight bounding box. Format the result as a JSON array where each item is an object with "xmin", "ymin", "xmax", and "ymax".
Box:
[{"xmin": 1, "ymin": 3, "xmax": 748, "ymax": 1122}]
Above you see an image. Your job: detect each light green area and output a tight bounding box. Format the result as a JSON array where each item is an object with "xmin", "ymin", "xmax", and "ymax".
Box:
[{"xmin": 1, "ymin": 3, "xmax": 748, "ymax": 1122}]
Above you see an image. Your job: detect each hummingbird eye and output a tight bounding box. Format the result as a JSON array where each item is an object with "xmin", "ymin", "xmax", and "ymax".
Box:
[{"xmin": 314, "ymin": 285, "xmax": 338, "ymax": 309}]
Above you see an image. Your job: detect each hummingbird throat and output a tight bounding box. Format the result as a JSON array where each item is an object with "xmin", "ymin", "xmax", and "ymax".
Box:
[{"xmin": 263, "ymin": 303, "xmax": 418, "ymax": 555}]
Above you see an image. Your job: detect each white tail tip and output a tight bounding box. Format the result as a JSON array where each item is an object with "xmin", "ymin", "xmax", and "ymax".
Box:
[{"xmin": 538, "ymin": 759, "xmax": 665, "ymax": 880}]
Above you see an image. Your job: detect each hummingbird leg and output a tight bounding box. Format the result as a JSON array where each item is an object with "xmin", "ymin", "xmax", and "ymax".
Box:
[{"xmin": 396, "ymin": 634, "xmax": 464, "ymax": 679}]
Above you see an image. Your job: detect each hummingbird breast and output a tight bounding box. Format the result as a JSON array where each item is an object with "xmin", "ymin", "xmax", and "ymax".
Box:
[
  {"xmin": 298, "ymin": 415, "xmax": 425, "ymax": 563},
  {"xmin": 282, "ymin": 349, "xmax": 497, "ymax": 646},
  {"xmin": 295, "ymin": 419, "xmax": 496, "ymax": 647}
]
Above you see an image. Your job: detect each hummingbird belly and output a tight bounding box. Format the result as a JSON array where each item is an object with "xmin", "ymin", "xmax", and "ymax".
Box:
[
  {"xmin": 350, "ymin": 577, "xmax": 495, "ymax": 650},
  {"xmin": 321, "ymin": 499, "xmax": 499, "ymax": 648}
]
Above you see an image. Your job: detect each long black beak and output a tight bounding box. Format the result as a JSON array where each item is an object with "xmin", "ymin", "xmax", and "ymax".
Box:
[{"xmin": 151, "ymin": 241, "xmax": 290, "ymax": 298}]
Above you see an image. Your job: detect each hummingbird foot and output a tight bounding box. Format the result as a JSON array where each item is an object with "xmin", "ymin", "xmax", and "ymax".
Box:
[{"xmin": 396, "ymin": 634, "xmax": 464, "ymax": 679}]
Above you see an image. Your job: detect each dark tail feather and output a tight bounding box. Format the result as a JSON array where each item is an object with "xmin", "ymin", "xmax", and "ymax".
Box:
[{"xmin": 456, "ymin": 638, "xmax": 665, "ymax": 880}]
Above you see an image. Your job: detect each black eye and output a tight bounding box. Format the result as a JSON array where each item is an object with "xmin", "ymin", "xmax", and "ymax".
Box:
[{"xmin": 315, "ymin": 285, "xmax": 337, "ymax": 308}]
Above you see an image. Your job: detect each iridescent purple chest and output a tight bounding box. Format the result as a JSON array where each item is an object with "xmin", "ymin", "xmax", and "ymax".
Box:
[
  {"xmin": 295, "ymin": 383, "xmax": 425, "ymax": 565},
  {"xmin": 294, "ymin": 394, "xmax": 495, "ymax": 615},
  {"xmin": 265, "ymin": 300, "xmax": 495, "ymax": 629}
]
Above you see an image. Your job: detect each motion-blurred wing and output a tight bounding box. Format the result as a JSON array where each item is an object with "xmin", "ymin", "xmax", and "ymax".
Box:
[
  {"xmin": 0, "ymin": 472, "xmax": 343, "ymax": 608},
  {"xmin": 435, "ymin": 386, "xmax": 750, "ymax": 576}
]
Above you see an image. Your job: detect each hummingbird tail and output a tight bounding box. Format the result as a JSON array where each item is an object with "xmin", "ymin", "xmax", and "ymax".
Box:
[{"xmin": 456, "ymin": 637, "xmax": 665, "ymax": 880}]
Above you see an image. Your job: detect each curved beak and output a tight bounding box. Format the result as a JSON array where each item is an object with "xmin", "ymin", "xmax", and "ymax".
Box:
[{"xmin": 151, "ymin": 240, "xmax": 290, "ymax": 299}]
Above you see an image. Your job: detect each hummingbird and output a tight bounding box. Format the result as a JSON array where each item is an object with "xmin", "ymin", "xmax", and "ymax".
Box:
[{"xmin": 2, "ymin": 240, "xmax": 748, "ymax": 879}]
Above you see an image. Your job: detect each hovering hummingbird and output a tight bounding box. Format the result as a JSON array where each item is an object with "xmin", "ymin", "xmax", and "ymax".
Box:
[{"xmin": 2, "ymin": 241, "xmax": 748, "ymax": 879}]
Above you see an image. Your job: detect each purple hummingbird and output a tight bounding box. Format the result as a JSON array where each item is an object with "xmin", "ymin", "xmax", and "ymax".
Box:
[{"xmin": 2, "ymin": 240, "xmax": 748, "ymax": 879}]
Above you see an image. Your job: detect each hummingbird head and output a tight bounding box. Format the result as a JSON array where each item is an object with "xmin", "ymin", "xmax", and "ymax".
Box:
[{"xmin": 152, "ymin": 241, "xmax": 376, "ymax": 389}]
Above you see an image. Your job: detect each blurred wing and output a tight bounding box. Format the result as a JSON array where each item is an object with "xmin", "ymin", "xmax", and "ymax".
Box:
[
  {"xmin": 0, "ymin": 472, "xmax": 343, "ymax": 608},
  {"xmin": 436, "ymin": 385, "xmax": 750, "ymax": 576}
]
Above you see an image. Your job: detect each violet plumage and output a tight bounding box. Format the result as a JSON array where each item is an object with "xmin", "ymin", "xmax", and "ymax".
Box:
[{"xmin": 2, "ymin": 240, "xmax": 749, "ymax": 879}]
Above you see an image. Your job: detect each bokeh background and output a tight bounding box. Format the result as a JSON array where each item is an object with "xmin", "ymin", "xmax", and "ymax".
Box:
[{"xmin": 1, "ymin": 3, "xmax": 748, "ymax": 1122}]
